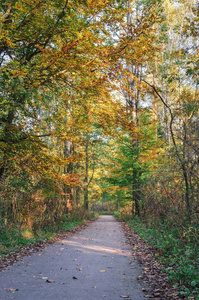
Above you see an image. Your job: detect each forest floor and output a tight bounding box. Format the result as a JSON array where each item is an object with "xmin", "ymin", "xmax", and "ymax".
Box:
[
  {"xmin": 0, "ymin": 216, "xmax": 183, "ymax": 300},
  {"xmin": 121, "ymin": 222, "xmax": 184, "ymax": 300}
]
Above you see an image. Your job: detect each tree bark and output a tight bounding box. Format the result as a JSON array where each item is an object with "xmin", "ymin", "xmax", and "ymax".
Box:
[{"xmin": 84, "ymin": 140, "xmax": 89, "ymax": 210}]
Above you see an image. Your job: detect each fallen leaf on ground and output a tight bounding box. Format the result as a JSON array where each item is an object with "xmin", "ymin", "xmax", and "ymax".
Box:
[
  {"xmin": 120, "ymin": 296, "xmax": 129, "ymax": 298},
  {"xmin": 4, "ymin": 288, "xmax": 19, "ymax": 293},
  {"xmin": 73, "ymin": 276, "xmax": 78, "ymax": 279},
  {"xmin": 46, "ymin": 279, "xmax": 55, "ymax": 283},
  {"xmin": 122, "ymin": 222, "xmax": 183, "ymax": 299},
  {"xmin": 76, "ymin": 268, "xmax": 82, "ymax": 271},
  {"xmin": 99, "ymin": 270, "xmax": 106, "ymax": 272}
]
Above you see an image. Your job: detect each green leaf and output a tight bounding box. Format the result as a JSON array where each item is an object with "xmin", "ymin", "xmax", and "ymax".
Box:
[{"xmin": 191, "ymin": 281, "xmax": 197, "ymax": 287}]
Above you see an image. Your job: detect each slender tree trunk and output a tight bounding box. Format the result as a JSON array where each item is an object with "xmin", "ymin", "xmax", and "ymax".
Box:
[
  {"xmin": 133, "ymin": 190, "xmax": 140, "ymax": 217},
  {"xmin": 75, "ymin": 187, "xmax": 80, "ymax": 207},
  {"xmin": 0, "ymin": 109, "xmax": 15, "ymax": 180},
  {"xmin": 144, "ymin": 81, "xmax": 192, "ymax": 220},
  {"xmin": 63, "ymin": 140, "xmax": 72, "ymax": 214},
  {"xmin": 67, "ymin": 141, "xmax": 73, "ymax": 210},
  {"xmin": 84, "ymin": 140, "xmax": 89, "ymax": 210}
]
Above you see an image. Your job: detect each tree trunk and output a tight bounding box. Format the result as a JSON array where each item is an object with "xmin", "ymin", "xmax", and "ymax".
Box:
[
  {"xmin": 63, "ymin": 140, "xmax": 73, "ymax": 213},
  {"xmin": 0, "ymin": 109, "xmax": 15, "ymax": 180},
  {"xmin": 84, "ymin": 140, "xmax": 89, "ymax": 210}
]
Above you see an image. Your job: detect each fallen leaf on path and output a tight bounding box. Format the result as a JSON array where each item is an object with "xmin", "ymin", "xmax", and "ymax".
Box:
[
  {"xmin": 46, "ymin": 279, "xmax": 55, "ymax": 283},
  {"xmin": 93, "ymin": 286, "xmax": 97, "ymax": 289},
  {"xmin": 120, "ymin": 296, "xmax": 129, "ymax": 298},
  {"xmin": 99, "ymin": 270, "xmax": 106, "ymax": 272},
  {"xmin": 4, "ymin": 288, "xmax": 19, "ymax": 293},
  {"xmin": 76, "ymin": 268, "xmax": 82, "ymax": 271}
]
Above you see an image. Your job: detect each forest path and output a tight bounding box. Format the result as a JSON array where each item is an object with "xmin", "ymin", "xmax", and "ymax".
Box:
[{"xmin": 0, "ymin": 215, "xmax": 145, "ymax": 300}]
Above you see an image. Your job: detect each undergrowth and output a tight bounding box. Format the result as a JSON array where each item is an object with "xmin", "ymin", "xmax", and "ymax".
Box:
[
  {"xmin": 0, "ymin": 209, "xmax": 95, "ymax": 258},
  {"xmin": 98, "ymin": 211, "xmax": 114, "ymax": 215},
  {"xmin": 117, "ymin": 214, "xmax": 199, "ymax": 300}
]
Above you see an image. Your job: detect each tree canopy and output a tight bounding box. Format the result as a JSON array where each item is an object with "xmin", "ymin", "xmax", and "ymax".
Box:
[{"xmin": 0, "ymin": 0, "xmax": 198, "ymax": 240}]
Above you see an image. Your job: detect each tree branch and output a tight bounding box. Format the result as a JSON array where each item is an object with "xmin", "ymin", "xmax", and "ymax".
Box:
[{"xmin": 0, "ymin": 133, "xmax": 52, "ymax": 144}]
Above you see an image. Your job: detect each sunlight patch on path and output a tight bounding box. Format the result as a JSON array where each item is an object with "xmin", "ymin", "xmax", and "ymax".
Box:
[{"xmin": 62, "ymin": 239, "xmax": 132, "ymax": 256}]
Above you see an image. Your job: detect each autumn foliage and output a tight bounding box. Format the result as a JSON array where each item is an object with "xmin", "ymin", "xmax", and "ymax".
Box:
[{"xmin": 0, "ymin": 0, "xmax": 198, "ymax": 265}]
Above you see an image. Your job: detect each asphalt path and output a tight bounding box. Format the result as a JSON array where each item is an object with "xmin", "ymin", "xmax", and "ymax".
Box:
[{"xmin": 0, "ymin": 215, "xmax": 145, "ymax": 300}]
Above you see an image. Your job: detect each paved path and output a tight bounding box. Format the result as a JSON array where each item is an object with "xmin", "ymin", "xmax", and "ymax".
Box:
[{"xmin": 0, "ymin": 216, "xmax": 145, "ymax": 300}]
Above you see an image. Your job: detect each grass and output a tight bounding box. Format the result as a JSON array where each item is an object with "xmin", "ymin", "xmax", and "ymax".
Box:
[
  {"xmin": 0, "ymin": 218, "xmax": 86, "ymax": 258},
  {"xmin": 0, "ymin": 209, "xmax": 97, "ymax": 259},
  {"xmin": 0, "ymin": 226, "xmax": 44, "ymax": 257},
  {"xmin": 124, "ymin": 217, "xmax": 199, "ymax": 300}
]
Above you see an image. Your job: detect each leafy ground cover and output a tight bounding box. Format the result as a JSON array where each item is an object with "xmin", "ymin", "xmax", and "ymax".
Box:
[
  {"xmin": 122, "ymin": 216, "xmax": 199, "ymax": 300},
  {"xmin": 0, "ymin": 221, "xmax": 81, "ymax": 258}
]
